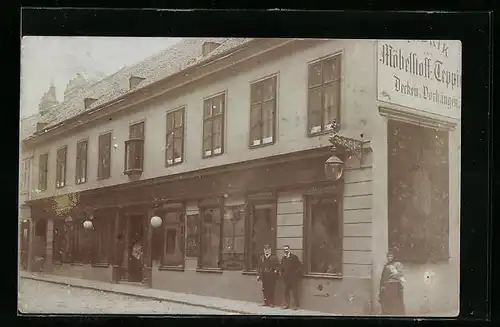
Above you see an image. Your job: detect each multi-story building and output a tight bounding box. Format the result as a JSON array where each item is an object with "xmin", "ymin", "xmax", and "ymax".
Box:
[{"xmin": 20, "ymin": 38, "xmax": 460, "ymax": 316}]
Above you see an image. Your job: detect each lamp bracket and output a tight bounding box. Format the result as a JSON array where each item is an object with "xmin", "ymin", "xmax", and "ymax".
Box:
[{"xmin": 328, "ymin": 120, "xmax": 367, "ymax": 165}]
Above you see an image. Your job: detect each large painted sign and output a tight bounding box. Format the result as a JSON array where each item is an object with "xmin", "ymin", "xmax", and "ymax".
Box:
[{"xmin": 377, "ymin": 40, "xmax": 461, "ymax": 119}]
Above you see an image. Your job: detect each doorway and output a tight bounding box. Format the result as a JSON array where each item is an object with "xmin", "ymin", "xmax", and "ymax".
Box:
[
  {"xmin": 19, "ymin": 220, "xmax": 31, "ymax": 270},
  {"xmin": 116, "ymin": 213, "xmax": 145, "ymax": 283},
  {"xmin": 127, "ymin": 215, "xmax": 144, "ymax": 283}
]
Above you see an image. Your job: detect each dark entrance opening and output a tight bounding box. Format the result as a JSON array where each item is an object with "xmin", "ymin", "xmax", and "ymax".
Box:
[
  {"xmin": 19, "ymin": 220, "xmax": 31, "ymax": 270},
  {"xmin": 127, "ymin": 215, "xmax": 144, "ymax": 282}
]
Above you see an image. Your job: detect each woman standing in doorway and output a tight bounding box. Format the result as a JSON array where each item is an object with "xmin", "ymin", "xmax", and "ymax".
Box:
[
  {"xmin": 130, "ymin": 233, "xmax": 143, "ymax": 282},
  {"xmin": 379, "ymin": 248, "xmax": 406, "ymax": 315}
]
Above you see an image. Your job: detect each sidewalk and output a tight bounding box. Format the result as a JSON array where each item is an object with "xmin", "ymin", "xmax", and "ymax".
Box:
[{"xmin": 19, "ymin": 271, "xmax": 335, "ymax": 316}]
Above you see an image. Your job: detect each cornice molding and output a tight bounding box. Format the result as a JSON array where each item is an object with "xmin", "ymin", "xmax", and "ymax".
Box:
[{"xmin": 378, "ymin": 106, "xmax": 459, "ymax": 131}]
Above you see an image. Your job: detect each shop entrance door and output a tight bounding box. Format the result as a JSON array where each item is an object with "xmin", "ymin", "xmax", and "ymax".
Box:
[
  {"xmin": 116, "ymin": 213, "xmax": 145, "ymax": 283},
  {"xmin": 19, "ymin": 220, "xmax": 30, "ymax": 270}
]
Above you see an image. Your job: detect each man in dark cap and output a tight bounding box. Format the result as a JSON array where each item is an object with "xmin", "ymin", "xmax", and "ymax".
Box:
[
  {"xmin": 257, "ymin": 244, "xmax": 280, "ymax": 307},
  {"xmin": 280, "ymin": 244, "xmax": 302, "ymax": 309}
]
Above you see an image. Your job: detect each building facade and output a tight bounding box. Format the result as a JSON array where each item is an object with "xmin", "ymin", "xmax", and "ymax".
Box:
[{"xmin": 20, "ymin": 38, "xmax": 460, "ymax": 316}]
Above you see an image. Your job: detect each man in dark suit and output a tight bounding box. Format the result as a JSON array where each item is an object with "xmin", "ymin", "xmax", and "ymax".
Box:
[
  {"xmin": 257, "ymin": 244, "xmax": 280, "ymax": 307},
  {"xmin": 280, "ymin": 245, "xmax": 302, "ymax": 309}
]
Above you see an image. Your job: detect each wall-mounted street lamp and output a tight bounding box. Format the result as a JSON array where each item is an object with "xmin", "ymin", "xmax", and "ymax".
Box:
[
  {"xmin": 325, "ymin": 119, "xmax": 367, "ymax": 181},
  {"xmin": 150, "ymin": 216, "xmax": 163, "ymax": 228},
  {"xmin": 83, "ymin": 219, "xmax": 93, "ymax": 230}
]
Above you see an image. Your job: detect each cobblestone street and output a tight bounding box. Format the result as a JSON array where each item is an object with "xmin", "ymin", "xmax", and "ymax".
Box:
[{"xmin": 18, "ymin": 278, "xmax": 229, "ymax": 315}]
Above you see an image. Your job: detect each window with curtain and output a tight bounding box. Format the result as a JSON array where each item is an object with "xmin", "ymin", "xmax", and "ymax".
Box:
[
  {"xmin": 249, "ymin": 76, "xmax": 277, "ymax": 148},
  {"xmin": 75, "ymin": 139, "xmax": 88, "ymax": 184},
  {"xmin": 125, "ymin": 122, "xmax": 145, "ymax": 173},
  {"xmin": 98, "ymin": 132, "xmax": 112, "ymax": 179},
  {"xmin": 199, "ymin": 207, "xmax": 222, "ymax": 268},
  {"xmin": 55, "ymin": 146, "xmax": 67, "ymax": 188},
  {"xmin": 304, "ymin": 196, "xmax": 342, "ymax": 275},
  {"xmin": 166, "ymin": 108, "xmax": 185, "ymax": 166},
  {"xmin": 307, "ymin": 54, "xmax": 341, "ymax": 135},
  {"xmin": 38, "ymin": 153, "xmax": 48, "ymax": 191},
  {"xmin": 387, "ymin": 120, "xmax": 450, "ymax": 262},
  {"xmin": 161, "ymin": 211, "xmax": 184, "ymax": 267},
  {"xmin": 202, "ymin": 93, "xmax": 225, "ymax": 158},
  {"xmin": 221, "ymin": 205, "xmax": 246, "ymax": 270}
]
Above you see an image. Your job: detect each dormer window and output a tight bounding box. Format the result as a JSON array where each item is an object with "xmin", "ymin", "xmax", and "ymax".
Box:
[
  {"xmin": 129, "ymin": 76, "xmax": 145, "ymax": 90},
  {"xmin": 84, "ymin": 98, "xmax": 98, "ymax": 109},
  {"xmin": 202, "ymin": 42, "xmax": 221, "ymax": 56},
  {"xmin": 36, "ymin": 122, "xmax": 48, "ymax": 132}
]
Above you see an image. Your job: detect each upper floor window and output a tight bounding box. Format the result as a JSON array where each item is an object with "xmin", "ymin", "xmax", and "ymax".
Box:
[
  {"xmin": 125, "ymin": 122, "xmax": 145, "ymax": 174},
  {"xmin": 166, "ymin": 108, "xmax": 185, "ymax": 166},
  {"xmin": 250, "ymin": 76, "xmax": 277, "ymax": 148},
  {"xmin": 75, "ymin": 139, "xmax": 88, "ymax": 185},
  {"xmin": 98, "ymin": 132, "xmax": 112, "ymax": 180},
  {"xmin": 20, "ymin": 157, "xmax": 32, "ymax": 194},
  {"xmin": 202, "ymin": 93, "xmax": 225, "ymax": 158},
  {"xmin": 307, "ymin": 54, "xmax": 341, "ymax": 135},
  {"xmin": 38, "ymin": 153, "xmax": 48, "ymax": 191},
  {"xmin": 55, "ymin": 146, "xmax": 67, "ymax": 188}
]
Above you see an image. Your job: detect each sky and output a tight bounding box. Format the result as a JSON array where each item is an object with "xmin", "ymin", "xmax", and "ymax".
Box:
[{"xmin": 20, "ymin": 36, "xmax": 182, "ymax": 118}]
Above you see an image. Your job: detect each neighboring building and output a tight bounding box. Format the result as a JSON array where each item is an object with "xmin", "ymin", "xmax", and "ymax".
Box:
[{"xmin": 21, "ymin": 38, "xmax": 461, "ymax": 316}]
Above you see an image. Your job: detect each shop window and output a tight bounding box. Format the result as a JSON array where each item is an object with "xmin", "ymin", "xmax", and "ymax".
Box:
[
  {"xmin": 221, "ymin": 205, "xmax": 246, "ymax": 270},
  {"xmin": 38, "ymin": 153, "xmax": 48, "ymax": 191},
  {"xmin": 304, "ymin": 196, "xmax": 342, "ymax": 275},
  {"xmin": 151, "ymin": 223, "xmax": 164, "ymax": 263},
  {"xmin": 98, "ymin": 132, "xmax": 112, "ymax": 179},
  {"xmin": 249, "ymin": 76, "xmax": 277, "ymax": 148},
  {"xmin": 199, "ymin": 207, "xmax": 222, "ymax": 268},
  {"xmin": 75, "ymin": 139, "xmax": 88, "ymax": 185},
  {"xmin": 161, "ymin": 211, "xmax": 184, "ymax": 267},
  {"xmin": 387, "ymin": 120, "xmax": 450, "ymax": 262},
  {"xmin": 55, "ymin": 146, "xmax": 67, "ymax": 188},
  {"xmin": 166, "ymin": 108, "xmax": 185, "ymax": 166},
  {"xmin": 245, "ymin": 197, "xmax": 277, "ymax": 271},
  {"xmin": 124, "ymin": 122, "xmax": 145, "ymax": 174},
  {"xmin": 307, "ymin": 54, "xmax": 341, "ymax": 135},
  {"xmin": 202, "ymin": 93, "xmax": 225, "ymax": 158}
]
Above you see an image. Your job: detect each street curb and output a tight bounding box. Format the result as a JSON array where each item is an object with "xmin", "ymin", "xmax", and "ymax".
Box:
[{"xmin": 20, "ymin": 275, "xmax": 249, "ymax": 315}]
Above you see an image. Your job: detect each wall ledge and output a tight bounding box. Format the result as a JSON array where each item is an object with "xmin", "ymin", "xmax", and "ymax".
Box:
[{"xmin": 378, "ymin": 106, "xmax": 458, "ymax": 131}]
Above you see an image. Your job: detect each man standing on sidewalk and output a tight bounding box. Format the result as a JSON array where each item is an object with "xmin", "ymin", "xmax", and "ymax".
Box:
[
  {"xmin": 280, "ymin": 245, "xmax": 302, "ymax": 309},
  {"xmin": 257, "ymin": 244, "xmax": 279, "ymax": 307}
]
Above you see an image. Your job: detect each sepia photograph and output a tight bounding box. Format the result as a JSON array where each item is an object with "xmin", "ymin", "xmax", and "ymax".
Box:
[{"xmin": 18, "ymin": 37, "xmax": 461, "ymax": 316}]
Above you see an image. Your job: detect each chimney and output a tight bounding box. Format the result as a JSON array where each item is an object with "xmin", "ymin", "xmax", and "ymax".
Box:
[
  {"xmin": 84, "ymin": 97, "xmax": 98, "ymax": 109},
  {"xmin": 129, "ymin": 76, "xmax": 146, "ymax": 90},
  {"xmin": 202, "ymin": 42, "xmax": 221, "ymax": 56}
]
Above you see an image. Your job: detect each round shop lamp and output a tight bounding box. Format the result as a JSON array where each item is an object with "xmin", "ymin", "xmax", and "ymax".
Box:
[
  {"xmin": 150, "ymin": 215, "xmax": 163, "ymax": 228},
  {"xmin": 325, "ymin": 155, "xmax": 345, "ymax": 181},
  {"xmin": 83, "ymin": 219, "xmax": 93, "ymax": 230}
]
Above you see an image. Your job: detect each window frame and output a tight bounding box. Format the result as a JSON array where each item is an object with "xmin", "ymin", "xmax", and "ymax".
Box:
[
  {"xmin": 55, "ymin": 146, "xmax": 67, "ymax": 189},
  {"xmin": 244, "ymin": 192, "xmax": 277, "ymax": 272},
  {"xmin": 20, "ymin": 157, "xmax": 32, "ymax": 194},
  {"xmin": 165, "ymin": 107, "xmax": 185, "ymax": 167},
  {"xmin": 75, "ymin": 139, "xmax": 88, "ymax": 185},
  {"xmin": 198, "ymin": 199, "xmax": 224, "ymax": 270},
  {"xmin": 307, "ymin": 53, "xmax": 342, "ymax": 137},
  {"xmin": 249, "ymin": 75, "xmax": 278, "ymax": 149},
  {"xmin": 303, "ymin": 187, "xmax": 344, "ymax": 277},
  {"xmin": 52, "ymin": 219, "xmax": 65, "ymax": 264},
  {"xmin": 221, "ymin": 205, "xmax": 246, "ymax": 270},
  {"xmin": 38, "ymin": 153, "xmax": 49, "ymax": 191},
  {"xmin": 98, "ymin": 131, "xmax": 112, "ymax": 180},
  {"xmin": 124, "ymin": 121, "xmax": 145, "ymax": 175},
  {"xmin": 202, "ymin": 92, "xmax": 226, "ymax": 159}
]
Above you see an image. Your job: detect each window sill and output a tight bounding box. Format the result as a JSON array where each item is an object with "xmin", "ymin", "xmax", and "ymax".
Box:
[
  {"xmin": 196, "ymin": 268, "xmax": 223, "ymax": 274},
  {"xmin": 242, "ymin": 270, "xmax": 258, "ymax": 276},
  {"xmin": 158, "ymin": 266, "xmax": 185, "ymax": 272},
  {"xmin": 202, "ymin": 151, "xmax": 224, "ymax": 159},
  {"xmin": 303, "ymin": 273, "xmax": 343, "ymax": 280},
  {"xmin": 75, "ymin": 180, "xmax": 87, "ymax": 185},
  {"xmin": 91, "ymin": 263, "xmax": 110, "ymax": 268},
  {"xmin": 70, "ymin": 262, "xmax": 84, "ymax": 266},
  {"xmin": 97, "ymin": 176, "xmax": 111, "ymax": 181},
  {"xmin": 124, "ymin": 168, "xmax": 143, "ymax": 176},
  {"xmin": 398, "ymin": 256, "xmax": 451, "ymax": 265},
  {"xmin": 249, "ymin": 140, "xmax": 275, "ymax": 150},
  {"xmin": 307, "ymin": 129, "xmax": 333, "ymax": 138}
]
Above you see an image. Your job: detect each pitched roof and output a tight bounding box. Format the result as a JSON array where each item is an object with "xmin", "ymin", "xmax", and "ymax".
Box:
[
  {"xmin": 37, "ymin": 38, "xmax": 253, "ymax": 133},
  {"xmin": 20, "ymin": 113, "xmax": 41, "ymax": 140}
]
